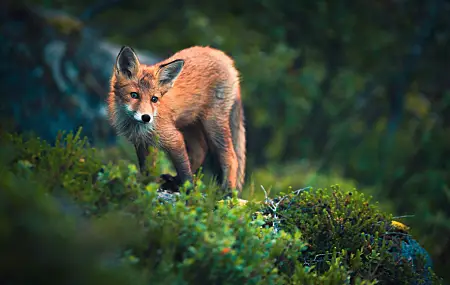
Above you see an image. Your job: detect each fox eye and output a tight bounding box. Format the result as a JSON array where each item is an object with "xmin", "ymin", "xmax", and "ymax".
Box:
[
  {"xmin": 130, "ymin": 92, "xmax": 139, "ymax": 99},
  {"xmin": 151, "ymin": 96, "xmax": 159, "ymax": 103}
]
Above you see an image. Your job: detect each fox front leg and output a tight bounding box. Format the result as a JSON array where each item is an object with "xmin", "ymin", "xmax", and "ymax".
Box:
[
  {"xmin": 134, "ymin": 143, "xmax": 150, "ymax": 176},
  {"xmin": 135, "ymin": 142, "xmax": 186, "ymax": 191},
  {"xmin": 159, "ymin": 128, "xmax": 194, "ymax": 193}
]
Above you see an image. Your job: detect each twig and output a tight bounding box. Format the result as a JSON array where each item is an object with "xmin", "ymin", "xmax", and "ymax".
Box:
[
  {"xmin": 260, "ymin": 185, "xmax": 287, "ymax": 234},
  {"xmin": 260, "ymin": 185, "xmax": 311, "ymax": 234},
  {"xmin": 260, "ymin": 185, "xmax": 270, "ymax": 204},
  {"xmin": 392, "ymin": 215, "xmax": 415, "ymax": 219},
  {"xmin": 302, "ymin": 252, "xmax": 342, "ymax": 267},
  {"xmin": 293, "ymin": 186, "xmax": 312, "ymax": 196},
  {"xmin": 383, "ymin": 232, "xmax": 413, "ymax": 237}
]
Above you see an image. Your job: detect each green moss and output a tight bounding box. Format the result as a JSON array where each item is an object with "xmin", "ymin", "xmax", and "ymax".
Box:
[
  {"xmin": 256, "ymin": 186, "xmax": 443, "ymax": 284},
  {"xmin": 0, "ymin": 129, "xmax": 443, "ymax": 285}
]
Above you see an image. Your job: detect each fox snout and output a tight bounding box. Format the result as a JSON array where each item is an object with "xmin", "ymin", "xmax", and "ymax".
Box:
[
  {"xmin": 126, "ymin": 105, "xmax": 154, "ymax": 124},
  {"xmin": 134, "ymin": 112, "xmax": 153, "ymax": 124}
]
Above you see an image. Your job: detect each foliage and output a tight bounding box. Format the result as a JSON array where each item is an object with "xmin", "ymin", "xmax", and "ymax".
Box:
[
  {"xmin": 0, "ymin": 129, "xmax": 443, "ymax": 284},
  {"xmin": 258, "ymin": 186, "xmax": 438, "ymax": 284},
  {"xmin": 10, "ymin": 1, "xmax": 450, "ymax": 281},
  {"xmin": 58, "ymin": 4, "xmax": 450, "ymax": 279}
]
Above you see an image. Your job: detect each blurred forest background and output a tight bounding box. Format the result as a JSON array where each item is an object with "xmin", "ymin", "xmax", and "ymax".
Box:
[{"xmin": 1, "ymin": 0, "xmax": 449, "ymax": 282}]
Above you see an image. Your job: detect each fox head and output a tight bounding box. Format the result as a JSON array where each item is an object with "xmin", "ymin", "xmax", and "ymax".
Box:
[{"xmin": 109, "ymin": 46, "xmax": 184, "ymax": 132}]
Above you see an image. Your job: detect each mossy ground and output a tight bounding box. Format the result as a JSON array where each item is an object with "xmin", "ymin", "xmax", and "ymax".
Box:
[{"xmin": 0, "ymin": 128, "xmax": 443, "ymax": 285}]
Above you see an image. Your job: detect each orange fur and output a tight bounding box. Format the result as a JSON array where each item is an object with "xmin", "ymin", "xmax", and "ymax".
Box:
[{"xmin": 107, "ymin": 46, "xmax": 246, "ymax": 193}]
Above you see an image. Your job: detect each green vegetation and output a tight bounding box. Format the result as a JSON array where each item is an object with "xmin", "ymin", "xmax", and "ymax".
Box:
[
  {"xmin": 7, "ymin": 0, "xmax": 450, "ymax": 282},
  {"xmin": 31, "ymin": 2, "xmax": 448, "ymax": 279},
  {"xmin": 0, "ymin": 128, "xmax": 443, "ymax": 284}
]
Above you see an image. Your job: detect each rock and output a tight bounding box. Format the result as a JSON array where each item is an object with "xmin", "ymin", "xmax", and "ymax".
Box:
[
  {"xmin": 398, "ymin": 236, "xmax": 434, "ymax": 285},
  {"xmin": 0, "ymin": 2, "xmax": 160, "ymax": 145}
]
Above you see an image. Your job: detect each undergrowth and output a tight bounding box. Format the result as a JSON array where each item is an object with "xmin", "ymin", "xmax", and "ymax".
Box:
[{"xmin": 0, "ymin": 128, "xmax": 443, "ymax": 285}]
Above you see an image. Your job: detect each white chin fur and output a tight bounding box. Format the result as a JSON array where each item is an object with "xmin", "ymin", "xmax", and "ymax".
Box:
[{"xmin": 113, "ymin": 107, "xmax": 156, "ymax": 146}]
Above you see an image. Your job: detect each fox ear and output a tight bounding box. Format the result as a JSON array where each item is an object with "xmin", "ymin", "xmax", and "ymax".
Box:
[
  {"xmin": 157, "ymin": 59, "xmax": 184, "ymax": 87},
  {"xmin": 115, "ymin": 46, "xmax": 140, "ymax": 78}
]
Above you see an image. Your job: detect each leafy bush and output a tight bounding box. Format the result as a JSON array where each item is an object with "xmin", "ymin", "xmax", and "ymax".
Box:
[
  {"xmin": 0, "ymin": 129, "xmax": 443, "ymax": 284},
  {"xmin": 258, "ymin": 186, "xmax": 438, "ymax": 284}
]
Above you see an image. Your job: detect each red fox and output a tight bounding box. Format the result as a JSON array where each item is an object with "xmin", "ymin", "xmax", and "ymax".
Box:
[{"xmin": 107, "ymin": 45, "xmax": 246, "ymax": 194}]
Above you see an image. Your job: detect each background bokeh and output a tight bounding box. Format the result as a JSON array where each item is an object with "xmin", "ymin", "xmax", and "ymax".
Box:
[{"xmin": 1, "ymin": 0, "xmax": 449, "ymax": 281}]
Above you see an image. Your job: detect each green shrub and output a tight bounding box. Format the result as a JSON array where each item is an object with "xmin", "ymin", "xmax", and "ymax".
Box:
[
  {"xmin": 0, "ymin": 135, "xmax": 147, "ymax": 285},
  {"xmin": 0, "ymin": 129, "xmax": 443, "ymax": 284},
  {"xmin": 257, "ymin": 186, "xmax": 440, "ymax": 284}
]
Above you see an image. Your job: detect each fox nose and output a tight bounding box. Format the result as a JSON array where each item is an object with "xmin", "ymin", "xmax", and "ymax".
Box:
[{"xmin": 141, "ymin": 114, "xmax": 151, "ymax": 123}]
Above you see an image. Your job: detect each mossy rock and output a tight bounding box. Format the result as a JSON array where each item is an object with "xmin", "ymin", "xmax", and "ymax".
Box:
[{"xmin": 253, "ymin": 186, "xmax": 439, "ymax": 284}]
